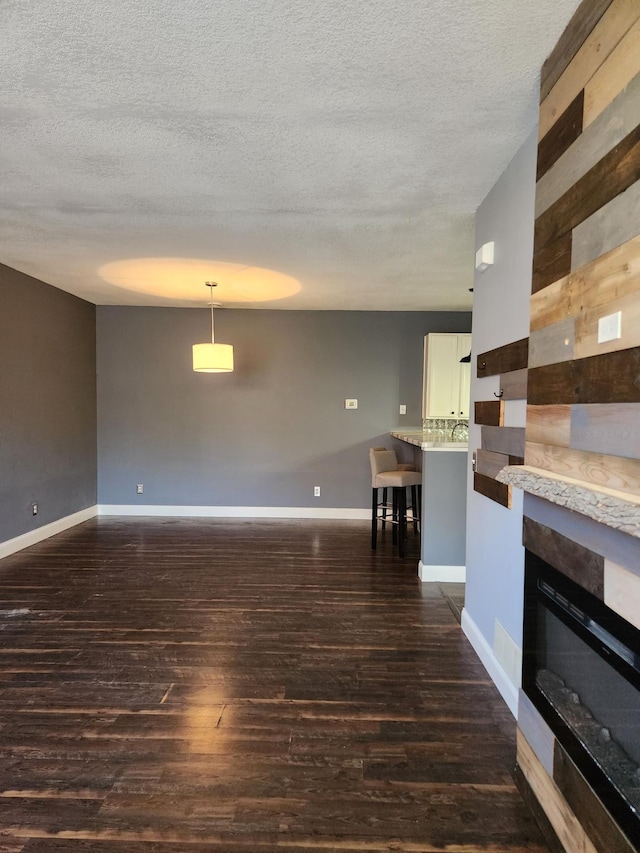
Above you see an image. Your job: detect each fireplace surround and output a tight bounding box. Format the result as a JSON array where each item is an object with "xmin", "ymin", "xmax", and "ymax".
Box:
[{"xmin": 523, "ymin": 549, "xmax": 640, "ymax": 846}]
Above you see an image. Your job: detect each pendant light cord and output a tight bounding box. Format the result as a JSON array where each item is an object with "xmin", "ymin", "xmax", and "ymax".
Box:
[{"xmin": 206, "ymin": 281, "xmax": 217, "ymax": 344}]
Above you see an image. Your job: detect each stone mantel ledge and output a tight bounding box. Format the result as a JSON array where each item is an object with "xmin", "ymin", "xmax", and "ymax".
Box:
[{"xmin": 497, "ymin": 465, "xmax": 640, "ymax": 539}]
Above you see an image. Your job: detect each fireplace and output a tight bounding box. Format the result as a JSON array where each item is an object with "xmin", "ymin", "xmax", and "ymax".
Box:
[{"xmin": 523, "ymin": 550, "xmax": 640, "ymax": 846}]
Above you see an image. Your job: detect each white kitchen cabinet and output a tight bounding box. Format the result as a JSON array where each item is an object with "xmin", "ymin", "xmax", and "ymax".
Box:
[{"xmin": 422, "ymin": 333, "xmax": 471, "ymax": 419}]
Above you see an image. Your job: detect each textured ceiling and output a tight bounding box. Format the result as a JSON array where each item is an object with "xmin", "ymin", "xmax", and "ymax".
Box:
[{"xmin": 0, "ymin": 0, "xmax": 580, "ymax": 310}]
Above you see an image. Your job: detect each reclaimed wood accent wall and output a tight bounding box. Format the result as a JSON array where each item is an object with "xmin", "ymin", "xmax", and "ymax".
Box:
[
  {"xmin": 518, "ymin": 0, "xmax": 640, "ymax": 850},
  {"xmin": 473, "ymin": 340, "xmax": 527, "ymax": 507},
  {"xmin": 528, "ymin": 0, "xmax": 640, "ymax": 496}
]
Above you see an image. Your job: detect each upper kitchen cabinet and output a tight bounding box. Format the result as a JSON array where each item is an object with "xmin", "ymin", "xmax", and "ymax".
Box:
[{"xmin": 422, "ymin": 333, "xmax": 471, "ymax": 419}]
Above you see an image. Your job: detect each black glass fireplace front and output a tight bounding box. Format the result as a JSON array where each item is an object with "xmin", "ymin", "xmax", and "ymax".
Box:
[{"xmin": 523, "ymin": 550, "xmax": 640, "ymax": 846}]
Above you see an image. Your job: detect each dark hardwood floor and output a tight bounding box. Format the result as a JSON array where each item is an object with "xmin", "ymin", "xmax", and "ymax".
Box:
[{"xmin": 0, "ymin": 518, "xmax": 547, "ymax": 852}]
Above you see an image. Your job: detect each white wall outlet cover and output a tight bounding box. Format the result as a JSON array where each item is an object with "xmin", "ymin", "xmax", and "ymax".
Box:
[
  {"xmin": 475, "ymin": 241, "xmax": 494, "ymax": 272},
  {"xmin": 597, "ymin": 311, "xmax": 622, "ymax": 343},
  {"xmin": 399, "ymin": 404, "xmax": 407, "ymax": 415},
  {"xmin": 345, "ymin": 399, "xmax": 358, "ymax": 409}
]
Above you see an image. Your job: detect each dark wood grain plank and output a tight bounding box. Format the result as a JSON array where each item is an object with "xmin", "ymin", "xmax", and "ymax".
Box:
[
  {"xmin": 523, "ymin": 516, "xmax": 604, "ymax": 598},
  {"xmin": 553, "ymin": 741, "xmax": 637, "ymax": 853},
  {"xmin": 474, "ymin": 400, "xmax": 504, "ymax": 426},
  {"xmin": 532, "ymin": 232, "xmax": 573, "ymax": 294},
  {"xmin": 534, "ymin": 124, "xmax": 640, "ymax": 255},
  {"xmin": 540, "ymin": 0, "xmax": 614, "ymax": 102},
  {"xmin": 474, "ymin": 472, "xmax": 512, "ymax": 508},
  {"xmin": 528, "ymin": 346, "xmax": 640, "ymax": 405},
  {"xmin": 537, "ymin": 90, "xmax": 585, "ymax": 181},
  {"xmin": 477, "ymin": 338, "xmax": 529, "ymax": 377}
]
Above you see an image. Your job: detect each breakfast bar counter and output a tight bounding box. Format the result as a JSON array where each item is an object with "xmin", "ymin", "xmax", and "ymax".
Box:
[{"xmin": 390, "ymin": 429, "xmax": 468, "ymax": 582}]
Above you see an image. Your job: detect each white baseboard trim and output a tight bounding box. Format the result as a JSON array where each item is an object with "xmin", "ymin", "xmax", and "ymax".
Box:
[
  {"xmin": 418, "ymin": 561, "xmax": 466, "ymax": 582},
  {"xmin": 0, "ymin": 505, "xmax": 98, "ymax": 560},
  {"xmin": 98, "ymin": 505, "xmax": 370, "ymax": 520},
  {"xmin": 461, "ymin": 607, "xmax": 518, "ymax": 718}
]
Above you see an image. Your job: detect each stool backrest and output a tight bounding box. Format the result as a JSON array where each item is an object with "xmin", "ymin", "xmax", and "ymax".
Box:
[{"xmin": 369, "ymin": 447, "xmax": 398, "ymax": 486}]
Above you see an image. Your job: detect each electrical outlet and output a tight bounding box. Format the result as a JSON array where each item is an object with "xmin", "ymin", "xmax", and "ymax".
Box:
[
  {"xmin": 31, "ymin": 502, "xmax": 38, "ymax": 516},
  {"xmin": 345, "ymin": 399, "xmax": 358, "ymax": 409},
  {"xmin": 597, "ymin": 311, "xmax": 622, "ymax": 343},
  {"xmin": 136, "ymin": 484, "xmax": 144, "ymax": 494},
  {"xmin": 313, "ymin": 486, "xmax": 321, "ymax": 497},
  {"xmin": 399, "ymin": 404, "xmax": 407, "ymax": 415}
]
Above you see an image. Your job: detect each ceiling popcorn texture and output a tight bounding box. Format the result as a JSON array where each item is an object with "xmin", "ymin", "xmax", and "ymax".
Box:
[{"xmin": 0, "ymin": 0, "xmax": 580, "ymax": 309}]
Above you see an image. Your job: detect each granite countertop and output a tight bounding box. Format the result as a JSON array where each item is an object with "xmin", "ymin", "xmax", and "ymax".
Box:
[{"xmin": 390, "ymin": 429, "xmax": 469, "ymax": 452}]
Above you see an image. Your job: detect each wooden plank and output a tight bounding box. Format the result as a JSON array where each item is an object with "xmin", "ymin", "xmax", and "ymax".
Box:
[
  {"xmin": 474, "ymin": 400, "xmax": 504, "ymax": 426},
  {"xmin": 528, "ymin": 360, "xmax": 579, "ymax": 406},
  {"xmin": 571, "ymin": 176, "xmax": 640, "ymax": 271},
  {"xmin": 476, "ymin": 449, "xmax": 510, "ymax": 479},
  {"xmin": 570, "ymin": 402, "xmax": 640, "ymax": 459},
  {"xmin": 500, "ymin": 368, "xmax": 528, "ymax": 400},
  {"xmin": 532, "ymin": 232, "xmax": 573, "ymax": 294},
  {"xmin": 540, "ymin": 0, "xmax": 614, "ymax": 102},
  {"xmin": 518, "ymin": 692, "xmax": 555, "ymax": 778},
  {"xmin": 553, "ymin": 742, "xmax": 637, "ymax": 853},
  {"xmin": 481, "ymin": 425, "xmax": 526, "ymax": 457},
  {"xmin": 538, "ymin": 0, "xmax": 640, "ymax": 140},
  {"xmin": 473, "ymin": 472, "xmax": 511, "ymax": 508},
  {"xmin": 526, "ymin": 405, "xmax": 572, "ymax": 448},
  {"xmin": 534, "ymin": 123, "xmax": 640, "ymax": 255},
  {"xmin": 536, "ymin": 69, "xmax": 640, "ymax": 219},
  {"xmin": 524, "ymin": 493, "xmax": 638, "ymax": 574},
  {"xmin": 528, "ymin": 318, "xmax": 575, "ymax": 369},
  {"xmin": 477, "ymin": 338, "xmax": 529, "ymax": 377},
  {"xmin": 531, "ymin": 273, "xmax": 574, "ymax": 333},
  {"xmin": 570, "ymin": 231, "xmax": 640, "ymax": 312},
  {"xmin": 537, "ymin": 90, "xmax": 584, "ymax": 181},
  {"xmin": 524, "ymin": 441, "xmax": 640, "ymax": 496},
  {"xmin": 528, "ymin": 347, "xmax": 640, "ymax": 405},
  {"xmin": 514, "ymin": 763, "xmax": 566, "ymax": 853},
  {"xmin": 523, "ymin": 516, "xmax": 604, "ymax": 599},
  {"xmin": 583, "ymin": 18, "xmax": 640, "ymax": 127},
  {"xmin": 604, "ymin": 558, "xmax": 640, "ymax": 630},
  {"xmin": 531, "ymin": 234, "xmax": 640, "ymax": 333},
  {"xmin": 516, "ymin": 730, "xmax": 599, "ymax": 853}
]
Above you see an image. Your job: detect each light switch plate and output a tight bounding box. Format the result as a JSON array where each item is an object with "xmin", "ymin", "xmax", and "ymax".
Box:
[
  {"xmin": 399, "ymin": 404, "xmax": 407, "ymax": 415},
  {"xmin": 345, "ymin": 399, "xmax": 358, "ymax": 409},
  {"xmin": 598, "ymin": 311, "xmax": 622, "ymax": 343}
]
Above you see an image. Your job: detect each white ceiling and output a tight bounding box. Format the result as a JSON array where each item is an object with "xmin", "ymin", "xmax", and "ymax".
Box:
[{"xmin": 0, "ymin": 0, "xmax": 580, "ymax": 311}]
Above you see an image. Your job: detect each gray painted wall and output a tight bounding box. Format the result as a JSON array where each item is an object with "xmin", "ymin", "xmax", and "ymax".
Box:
[
  {"xmin": 97, "ymin": 308, "xmax": 471, "ymax": 508},
  {"xmin": 0, "ymin": 264, "xmax": 97, "ymax": 542},
  {"xmin": 464, "ymin": 129, "xmax": 537, "ymax": 650},
  {"xmin": 422, "ymin": 452, "xmax": 467, "ymax": 566}
]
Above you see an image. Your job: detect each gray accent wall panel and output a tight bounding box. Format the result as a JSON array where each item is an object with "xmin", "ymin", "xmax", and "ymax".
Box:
[
  {"xmin": 421, "ymin": 452, "xmax": 467, "ymax": 566},
  {"xmin": 97, "ymin": 308, "xmax": 471, "ymax": 508},
  {"xmin": 0, "ymin": 264, "xmax": 97, "ymax": 542}
]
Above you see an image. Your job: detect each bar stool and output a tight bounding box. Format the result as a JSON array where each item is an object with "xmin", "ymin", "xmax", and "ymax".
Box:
[{"xmin": 369, "ymin": 447, "xmax": 422, "ymax": 558}]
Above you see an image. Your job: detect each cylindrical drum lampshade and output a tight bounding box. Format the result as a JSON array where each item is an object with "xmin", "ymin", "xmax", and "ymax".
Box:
[{"xmin": 192, "ymin": 343, "xmax": 234, "ymax": 373}]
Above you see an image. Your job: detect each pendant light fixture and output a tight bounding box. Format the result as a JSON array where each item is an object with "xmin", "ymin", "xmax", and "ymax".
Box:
[{"xmin": 192, "ymin": 282, "xmax": 234, "ymax": 372}]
